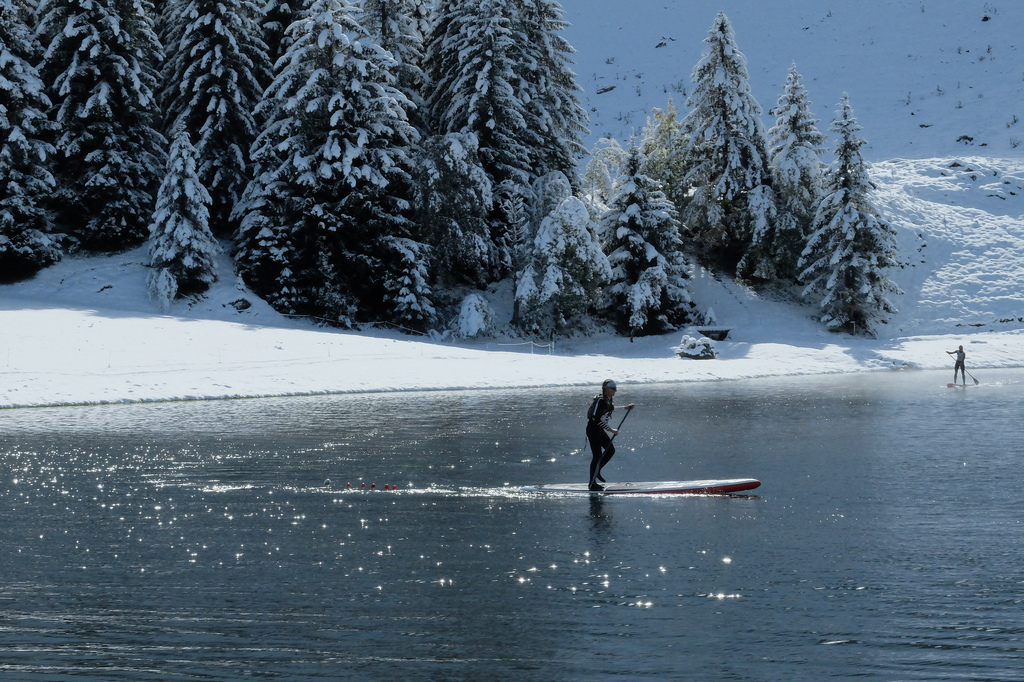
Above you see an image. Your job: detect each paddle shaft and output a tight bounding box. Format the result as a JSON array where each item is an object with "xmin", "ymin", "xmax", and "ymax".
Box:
[{"xmin": 609, "ymin": 406, "xmax": 633, "ymax": 442}]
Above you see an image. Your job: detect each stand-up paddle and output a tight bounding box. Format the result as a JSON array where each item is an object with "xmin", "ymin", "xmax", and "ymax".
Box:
[
  {"xmin": 609, "ymin": 405, "xmax": 633, "ymax": 442},
  {"xmin": 946, "ymin": 346, "xmax": 977, "ymax": 386}
]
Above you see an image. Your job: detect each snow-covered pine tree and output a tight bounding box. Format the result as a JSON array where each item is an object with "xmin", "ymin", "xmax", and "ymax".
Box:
[
  {"xmin": 411, "ymin": 132, "xmax": 494, "ymax": 287},
  {"xmin": 148, "ymin": 129, "xmax": 219, "ymax": 309},
  {"xmin": 515, "ymin": 0, "xmax": 588, "ymax": 183},
  {"xmin": 427, "ymin": 0, "xmax": 534, "ymax": 186},
  {"xmin": 37, "ymin": 0, "xmax": 166, "ymax": 251},
  {"xmin": 235, "ymin": 0, "xmax": 423, "ymax": 325},
  {"xmin": 359, "ymin": 0, "xmax": 429, "ymax": 132},
  {"xmin": 681, "ymin": 12, "xmax": 775, "ymax": 275},
  {"xmin": 599, "ymin": 142, "xmax": 693, "ymax": 337},
  {"xmin": 581, "ymin": 136, "xmax": 625, "ymax": 217},
  {"xmin": 797, "ymin": 94, "xmax": 901, "ymax": 335},
  {"xmin": 161, "ymin": 0, "xmax": 271, "ymax": 237},
  {"xmin": 261, "ymin": 0, "xmax": 298, "ymax": 66},
  {"xmin": 515, "ymin": 196, "xmax": 611, "ymax": 336},
  {"xmin": 425, "ymin": 0, "xmax": 537, "ymax": 280},
  {"xmin": 767, "ymin": 63, "xmax": 827, "ymax": 280},
  {"xmin": 639, "ymin": 98, "xmax": 691, "ymax": 216},
  {"xmin": 0, "ymin": 0, "xmax": 61, "ymax": 282},
  {"xmin": 379, "ymin": 235, "xmax": 435, "ymax": 330}
]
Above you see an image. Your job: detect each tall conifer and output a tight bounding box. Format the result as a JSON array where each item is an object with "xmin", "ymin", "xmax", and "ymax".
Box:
[
  {"xmin": 681, "ymin": 12, "xmax": 775, "ymax": 274},
  {"xmin": 798, "ymin": 94, "xmax": 901, "ymax": 335},
  {"xmin": 0, "ymin": 0, "xmax": 60, "ymax": 281},
  {"xmin": 37, "ymin": 0, "xmax": 165, "ymax": 250}
]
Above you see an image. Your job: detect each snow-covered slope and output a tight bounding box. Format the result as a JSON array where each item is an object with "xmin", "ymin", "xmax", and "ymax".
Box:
[
  {"xmin": 563, "ymin": 0, "xmax": 1023, "ymax": 161},
  {"xmin": 561, "ymin": 0, "xmax": 1024, "ymax": 337}
]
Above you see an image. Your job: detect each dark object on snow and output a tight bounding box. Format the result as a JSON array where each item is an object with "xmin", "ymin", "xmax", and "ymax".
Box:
[{"xmin": 696, "ymin": 328, "xmax": 730, "ymax": 341}]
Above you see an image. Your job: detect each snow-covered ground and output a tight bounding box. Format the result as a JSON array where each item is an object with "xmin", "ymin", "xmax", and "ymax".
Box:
[{"xmin": 2, "ymin": 0, "xmax": 1023, "ymax": 409}]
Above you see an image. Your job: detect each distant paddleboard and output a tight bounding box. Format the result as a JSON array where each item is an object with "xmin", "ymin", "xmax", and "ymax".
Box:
[
  {"xmin": 521, "ymin": 478, "xmax": 760, "ymax": 495},
  {"xmin": 947, "ymin": 383, "xmax": 971, "ymax": 388}
]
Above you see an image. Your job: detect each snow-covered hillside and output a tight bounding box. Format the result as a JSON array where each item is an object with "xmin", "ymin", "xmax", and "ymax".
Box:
[
  {"xmin": 563, "ymin": 0, "xmax": 1023, "ymax": 161},
  {"xmin": 562, "ymin": 0, "xmax": 1024, "ymax": 336},
  {"xmin": 2, "ymin": 0, "xmax": 1024, "ymax": 408}
]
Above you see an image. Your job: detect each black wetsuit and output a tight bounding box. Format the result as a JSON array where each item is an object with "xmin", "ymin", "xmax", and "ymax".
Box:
[{"xmin": 586, "ymin": 395, "xmax": 615, "ymax": 487}]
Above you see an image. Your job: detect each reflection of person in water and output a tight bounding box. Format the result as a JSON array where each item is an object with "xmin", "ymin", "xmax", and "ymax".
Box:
[
  {"xmin": 585, "ymin": 379, "xmax": 634, "ymax": 491},
  {"xmin": 947, "ymin": 345, "xmax": 966, "ymax": 386}
]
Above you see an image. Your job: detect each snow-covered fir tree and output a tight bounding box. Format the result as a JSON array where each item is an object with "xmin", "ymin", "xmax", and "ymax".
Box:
[
  {"xmin": 235, "ymin": 0, "xmax": 424, "ymax": 326},
  {"xmin": 359, "ymin": 0, "xmax": 429, "ymax": 132},
  {"xmin": 148, "ymin": 129, "xmax": 219, "ymax": 310},
  {"xmin": 160, "ymin": 0, "xmax": 271, "ymax": 237},
  {"xmin": 260, "ymin": 0, "xmax": 299, "ymax": 66},
  {"xmin": 426, "ymin": 0, "xmax": 534, "ymax": 187},
  {"xmin": 797, "ymin": 94, "xmax": 901, "ymax": 335},
  {"xmin": 581, "ymin": 136, "xmax": 626, "ymax": 214},
  {"xmin": 411, "ymin": 132, "xmax": 494, "ymax": 287},
  {"xmin": 516, "ymin": 0, "xmax": 588, "ymax": 182},
  {"xmin": 425, "ymin": 0, "xmax": 538, "ymax": 280},
  {"xmin": 640, "ymin": 98, "xmax": 690, "ymax": 219},
  {"xmin": 515, "ymin": 196, "xmax": 611, "ymax": 336},
  {"xmin": 767, "ymin": 63, "xmax": 827, "ymax": 280},
  {"xmin": 0, "ymin": 0, "xmax": 60, "ymax": 282},
  {"xmin": 681, "ymin": 12, "xmax": 775, "ymax": 276},
  {"xmin": 37, "ymin": 0, "xmax": 166, "ymax": 250},
  {"xmin": 599, "ymin": 142, "xmax": 693, "ymax": 337},
  {"xmin": 379, "ymin": 235, "xmax": 435, "ymax": 329}
]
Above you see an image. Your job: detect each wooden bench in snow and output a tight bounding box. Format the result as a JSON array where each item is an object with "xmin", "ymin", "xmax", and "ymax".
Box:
[{"xmin": 696, "ymin": 328, "xmax": 730, "ymax": 341}]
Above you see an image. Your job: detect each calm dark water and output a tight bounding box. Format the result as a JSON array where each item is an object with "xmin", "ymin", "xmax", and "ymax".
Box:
[{"xmin": 2, "ymin": 370, "xmax": 1023, "ymax": 680}]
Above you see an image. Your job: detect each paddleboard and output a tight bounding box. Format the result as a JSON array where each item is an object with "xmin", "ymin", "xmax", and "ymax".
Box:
[
  {"xmin": 521, "ymin": 478, "xmax": 761, "ymax": 495},
  {"xmin": 947, "ymin": 383, "xmax": 970, "ymax": 388}
]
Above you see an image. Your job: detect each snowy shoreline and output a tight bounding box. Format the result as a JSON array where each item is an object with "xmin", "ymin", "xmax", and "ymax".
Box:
[{"xmin": 3, "ymin": 293, "xmax": 1021, "ymax": 410}]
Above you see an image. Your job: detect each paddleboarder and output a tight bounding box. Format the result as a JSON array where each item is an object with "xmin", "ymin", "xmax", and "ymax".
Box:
[
  {"xmin": 586, "ymin": 379, "xmax": 634, "ymax": 491},
  {"xmin": 947, "ymin": 345, "xmax": 966, "ymax": 386}
]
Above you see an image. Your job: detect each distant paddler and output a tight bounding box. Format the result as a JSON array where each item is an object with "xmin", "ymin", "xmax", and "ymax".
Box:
[{"xmin": 946, "ymin": 345, "xmax": 966, "ymax": 386}]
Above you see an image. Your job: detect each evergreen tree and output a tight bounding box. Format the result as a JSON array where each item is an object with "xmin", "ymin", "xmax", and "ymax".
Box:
[
  {"xmin": 0, "ymin": 0, "xmax": 60, "ymax": 282},
  {"xmin": 379, "ymin": 235, "xmax": 435, "ymax": 329},
  {"xmin": 37, "ymin": 0, "xmax": 166, "ymax": 250},
  {"xmin": 681, "ymin": 12, "xmax": 775, "ymax": 274},
  {"xmin": 425, "ymin": 0, "xmax": 538, "ymax": 279},
  {"xmin": 797, "ymin": 94, "xmax": 901, "ymax": 335},
  {"xmin": 235, "ymin": 0, "xmax": 423, "ymax": 325},
  {"xmin": 411, "ymin": 132, "xmax": 494, "ymax": 287},
  {"xmin": 161, "ymin": 0, "xmax": 271, "ymax": 237},
  {"xmin": 148, "ymin": 129, "xmax": 219, "ymax": 309},
  {"xmin": 261, "ymin": 0, "xmax": 299, "ymax": 66},
  {"xmin": 599, "ymin": 142, "xmax": 693, "ymax": 337},
  {"xmin": 767, "ymin": 63, "xmax": 827, "ymax": 280},
  {"xmin": 515, "ymin": 196, "xmax": 610, "ymax": 336},
  {"xmin": 426, "ymin": 0, "xmax": 533, "ymax": 187},
  {"xmin": 581, "ymin": 136, "xmax": 626, "ymax": 216},
  {"xmin": 359, "ymin": 0, "xmax": 429, "ymax": 132},
  {"xmin": 639, "ymin": 98, "xmax": 690, "ymax": 216},
  {"xmin": 516, "ymin": 0, "xmax": 588, "ymax": 182}
]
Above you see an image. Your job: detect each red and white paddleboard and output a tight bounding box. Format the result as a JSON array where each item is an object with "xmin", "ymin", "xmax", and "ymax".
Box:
[{"xmin": 521, "ymin": 478, "xmax": 760, "ymax": 495}]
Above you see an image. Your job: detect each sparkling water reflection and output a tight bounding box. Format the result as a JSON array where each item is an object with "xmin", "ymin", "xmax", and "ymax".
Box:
[{"xmin": 2, "ymin": 370, "xmax": 1024, "ymax": 679}]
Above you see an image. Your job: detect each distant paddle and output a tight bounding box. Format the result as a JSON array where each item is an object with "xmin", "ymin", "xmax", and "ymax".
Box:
[{"xmin": 965, "ymin": 368, "xmax": 980, "ymax": 386}]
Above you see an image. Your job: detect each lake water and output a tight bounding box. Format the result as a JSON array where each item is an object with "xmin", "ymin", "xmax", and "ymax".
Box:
[{"xmin": 2, "ymin": 369, "xmax": 1024, "ymax": 680}]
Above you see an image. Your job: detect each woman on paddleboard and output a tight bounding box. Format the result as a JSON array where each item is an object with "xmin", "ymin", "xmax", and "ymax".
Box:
[
  {"xmin": 586, "ymin": 379, "xmax": 633, "ymax": 491},
  {"xmin": 947, "ymin": 345, "xmax": 966, "ymax": 386}
]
